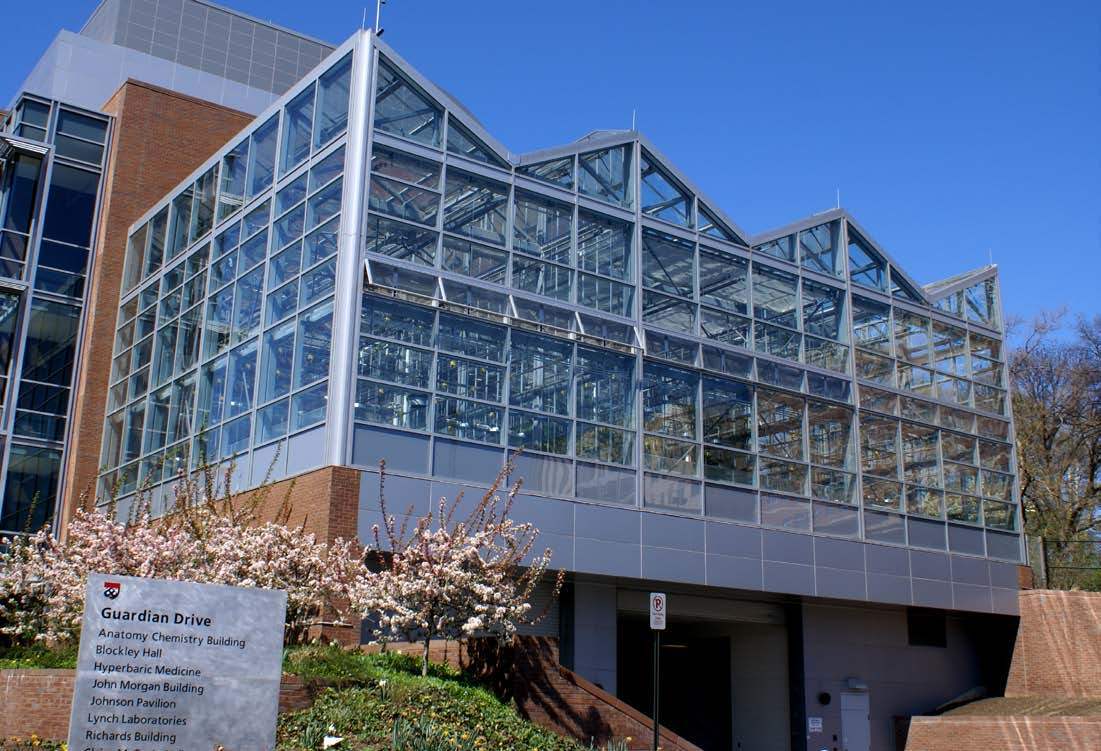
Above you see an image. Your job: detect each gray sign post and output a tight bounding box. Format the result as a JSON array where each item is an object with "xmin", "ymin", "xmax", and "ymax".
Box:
[
  {"xmin": 68, "ymin": 572, "xmax": 287, "ymax": 751},
  {"xmin": 649, "ymin": 592, "xmax": 666, "ymax": 751}
]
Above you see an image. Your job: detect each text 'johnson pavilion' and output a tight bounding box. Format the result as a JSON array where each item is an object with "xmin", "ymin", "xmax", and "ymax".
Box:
[{"xmin": 90, "ymin": 25, "xmax": 1021, "ymax": 751}]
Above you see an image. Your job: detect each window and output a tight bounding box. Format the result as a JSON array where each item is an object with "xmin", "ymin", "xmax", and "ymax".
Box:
[
  {"xmin": 42, "ymin": 164, "xmax": 99, "ymax": 248},
  {"xmin": 852, "ymin": 296, "xmax": 892, "ymax": 354},
  {"xmin": 365, "ymin": 215, "xmax": 437, "ymax": 266},
  {"xmin": 314, "ymin": 53, "xmax": 352, "ymax": 149},
  {"xmin": 799, "ymin": 222, "xmax": 841, "ymax": 276},
  {"xmin": 802, "ymin": 281, "xmax": 844, "ymax": 340},
  {"xmin": 808, "ymin": 401, "xmax": 852, "ymax": 468},
  {"xmin": 578, "ymin": 145, "xmax": 632, "ymax": 208},
  {"xmin": 640, "ymin": 151, "xmax": 691, "ymax": 226},
  {"xmin": 249, "ymin": 114, "xmax": 279, "ymax": 196},
  {"xmin": 510, "ymin": 332, "xmax": 571, "ymax": 415},
  {"xmin": 514, "ymin": 192, "xmax": 572, "ymax": 263},
  {"xmin": 757, "ymin": 389, "xmax": 804, "ymax": 461},
  {"xmin": 578, "ymin": 210, "xmax": 632, "ymax": 281},
  {"xmin": 753, "ymin": 264, "xmax": 798, "ymax": 329},
  {"xmin": 699, "ymin": 250, "xmax": 748, "ymax": 314},
  {"xmin": 848, "ymin": 228, "xmax": 888, "ymax": 291},
  {"xmin": 446, "ymin": 117, "xmax": 506, "ymax": 166},
  {"xmin": 434, "ymin": 395, "xmax": 501, "ymax": 442},
  {"xmin": 518, "ymin": 156, "xmax": 573, "ymax": 189},
  {"xmin": 374, "ymin": 58, "xmax": 442, "ymax": 147},
  {"xmin": 281, "ymin": 88, "xmax": 314, "ymax": 176},
  {"xmin": 643, "ymin": 362, "xmax": 697, "ymax": 439},
  {"xmin": 443, "ymin": 171, "xmax": 508, "ymax": 246},
  {"xmin": 642, "ymin": 229, "xmax": 694, "ymax": 297},
  {"xmin": 702, "ymin": 377, "xmax": 752, "ymax": 450}
]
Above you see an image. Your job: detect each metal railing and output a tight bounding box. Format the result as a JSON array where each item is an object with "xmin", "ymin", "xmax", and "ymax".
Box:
[{"xmin": 1038, "ymin": 538, "xmax": 1101, "ymax": 591}]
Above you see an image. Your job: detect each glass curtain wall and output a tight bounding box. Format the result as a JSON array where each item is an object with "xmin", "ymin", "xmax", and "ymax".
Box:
[
  {"xmin": 352, "ymin": 50, "xmax": 1018, "ymax": 557},
  {"xmin": 0, "ymin": 97, "xmax": 109, "ymax": 534}
]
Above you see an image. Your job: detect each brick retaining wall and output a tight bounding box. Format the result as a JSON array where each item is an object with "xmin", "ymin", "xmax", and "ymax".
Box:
[
  {"xmin": 0, "ymin": 670, "xmax": 317, "ymax": 741},
  {"xmin": 905, "ymin": 716, "xmax": 1101, "ymax": 750}
]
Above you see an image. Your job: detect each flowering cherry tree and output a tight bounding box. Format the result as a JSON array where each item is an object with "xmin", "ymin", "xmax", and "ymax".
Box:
[
  {"xmin": 356, "ymin": 459, "xmax": 565, "ymax": 676},
  {"xmin": 0, "ymin": 462, "xmax": 361, "ymax": 646}
]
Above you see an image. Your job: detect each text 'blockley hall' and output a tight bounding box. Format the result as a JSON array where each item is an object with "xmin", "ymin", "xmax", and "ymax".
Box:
[{"xmin": 0, "ymin": 2, "xmax": 1023, "ymax": 749}]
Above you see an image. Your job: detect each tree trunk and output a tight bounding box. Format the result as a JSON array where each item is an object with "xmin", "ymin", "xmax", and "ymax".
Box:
[{"xmin": 422, "ymin": 635, "xmax": 431, "ymax": 677}]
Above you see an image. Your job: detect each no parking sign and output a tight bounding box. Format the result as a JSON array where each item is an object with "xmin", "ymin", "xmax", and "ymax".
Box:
[{"xmin": 649, "ymin": 592, "xmax": 666, "ymax": 630}]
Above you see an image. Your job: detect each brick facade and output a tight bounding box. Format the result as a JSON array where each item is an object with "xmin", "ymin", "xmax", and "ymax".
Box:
[
  {"xmin": 905, "ymin": 716, "xmax": 1101, "ymax": 751},
  {"xmin": 1005, "ymin": 590, "xmax": 1101, "ymax": 698},
  {"xmin": 60, "ymin": 80, "xmax": 254, "ymax": 532}
]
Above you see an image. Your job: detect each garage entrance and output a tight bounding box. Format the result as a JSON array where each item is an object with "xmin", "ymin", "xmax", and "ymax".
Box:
[{"xmin": 614, "ymin": 591, "xmax": 791, "ymax": 751}]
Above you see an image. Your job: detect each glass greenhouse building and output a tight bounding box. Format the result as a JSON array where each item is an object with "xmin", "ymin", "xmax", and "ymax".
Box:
[{"xmin": 101, "ymin": 31, "xmax": 1020, "ymax": 570}]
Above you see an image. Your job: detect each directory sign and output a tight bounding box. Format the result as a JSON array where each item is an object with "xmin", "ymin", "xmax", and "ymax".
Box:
[{"xmin": 68, "ymin": 573, "xmax": 287, "ymax": 751}]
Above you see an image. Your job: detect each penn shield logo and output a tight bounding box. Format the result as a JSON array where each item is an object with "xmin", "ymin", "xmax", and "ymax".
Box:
[{"xmin": 103, "ymin": 581, "xmax": 121, "ymax": 600}]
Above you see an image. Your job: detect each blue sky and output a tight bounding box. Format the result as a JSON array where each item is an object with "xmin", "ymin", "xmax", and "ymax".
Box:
[{"xmin": 6, "ymin": 0, "xmax": 1099, "ymax": 329}]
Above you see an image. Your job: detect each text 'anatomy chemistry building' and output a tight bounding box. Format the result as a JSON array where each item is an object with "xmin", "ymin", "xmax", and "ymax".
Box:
[{"xmin": 3, "ymin": 3, "xmax": 1023, "ymax": 750}]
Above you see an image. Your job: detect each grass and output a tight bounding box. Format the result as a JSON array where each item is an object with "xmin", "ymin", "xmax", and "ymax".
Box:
[{"xmin": 279, "ymin": 645, "xmax": 591, "ymax": 751}]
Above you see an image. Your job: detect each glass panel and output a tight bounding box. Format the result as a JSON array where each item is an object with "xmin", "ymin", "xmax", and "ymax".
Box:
[
  {"xmin": 576, "ymin": 347, "xmax": 634, "ymax": 427},
  {"xmin": 437, "ymin": 312, "xmax": 504, "ymax": 361},
  {"xmin": 374, "ymin": 59, "xmax": 442, "ymax": 147},
  {"xmin": 855, "ymin": 350, "xmax": 893, "ymax": 386},
  {"xmin": 901, "ymin": 423, "xmax": 940, "ymax": 487},
  {"xmin": 218, "ymin": 139, "xmax": 249, "ymax": 220},
  {"xmin": 578, "ymin": 145, "xmax": 632, "ymax": 208},
  {"xmin": 578, "ymin": 274, "xmax": 634, "ymax": 316},
  {"xmin": 803, "ymin": 337, "xmax": 848, "ymax": 374},
  {"xmin": 258, "ymin": 398, "xmax": 289, "ymax": 443},
  {"xmin": 802, "ymin": 280, "xmax": 844, "ymax": 340},
  {"xmin": 755, "ymin": 234, "xmax": 795, "ymax": 263},
  {"xmin": 752, "ymin": 264, "xmax": 798, "ymax": 329},
  {"xmin": 943, "ymin": 461, "xmax": 978, "ymax": 494},
  {"xmin": 799, "ymin": 222, "xmax": 841, "ymax": 276},
  {"xmin": 969, "ymin": 332, "xmax": 1002, "ymax": 361},
  {"xmin": 642, "ymin": 229, "xmax": 694, "ymax": 297},
  {"xmin": 645, "ymin": 331, "xmax": 697, "ymax": 365},
  {"xmin": 42, "ymin": 165, "xmax": 98, "ymax": 248},
  {"xmin": 699, "ymin": 308, "xmax": 750, "ymax": 349},
  {"xmin": 754, "ymin": 323, "xmax": 800, "ymax": 361},
  {"xmin": 984, "ymin": 500, "xmax": 1016, "ymax": 531},
  {"xmin": 306, "ymin": 177, "xmax": 342, "ymax": 231},
  {"xmin": 808, "ymin": 401, "xmax": 852, "ymax": 468},
  {"xmin": 932, "ymin": 322, "xmax": 969, "ymax": 376},
  {"xmin": 189, "ymin": 166, "xmax": 217, "ymax": 242},
  {"xmin": 1, "ymin": 445, "xmax": 62, "ymax": 532},
  {"xmin": 357, "ymin": 380, "xmax": 429, "ymax": 429},
  {"xmin": 509, "ymin": 410, "xmax": 571, "ymax": 455},
  {"xmin": 280, "ymin": 87, "xmax": 314, "ymax": 175},
  {"xmin": 513, "ymin": 257, "xmax": 572, "ymax": 302},
  {"xmin": 860, "ymin": 414, "xmax": 898, "ymax": 477},
  {"xmin": 643, "ymin": 291, "xmax": 695, "ymax": 334},
  {"xmin": 443, "ymin": 171, "xmax": 508, "ymax": 246},
  {"xmin": 294, "ymin": 301, "xmax": 333, "ymax": 387},
  {"xmin": 314, "ymin": 53, "xmax": 352, "ymax": 148},
  {"xmin": 979, "ymin": 440, "xmax": 1011, "ymax": 472},
  {"xmin": 702, "ymin": 376, "xmax": 752, "ymax": 450},
  {"xmin": 371, "ymin": 145, "xmax": 441, "ymax": 189},
  {"xmin": 900, "ymin": 396, "xmax": 937, "ymax": 423},
  {"xmin": 981, "ymin": 469, "xmax": 1012, "ymax": 501},
  {"xmin": 759, "ymin": 458, "xmax": 807, "ymax": 495},
  {"xmin": 248, "ymin": 114, "xmax": 279, "ymax": 196},
  {"xmin": 852, "ymin": 296, "xmax": 891, "ymax": 354},
  {"xmin": 436, "ymin": 356, "xmax": 502, "ymax": 401},
  {"xmin": 432, "ymin": 395, "xmax": 500, "ymax": 442},
  {"xmin": 514, "ymin": 191, "xmax": 572, "ymax": 262},
  {"xmin": 509, "ymin": 332, "xmax": 571, "ymax": 415},
  {"xmin": 577, "ymin": 423, "xmax": 634, "ymax": 466},
  {"xmin": 643, "ymin": 362, "xmax": 697, "ymax": 439},
  {"xmin": 578, "ymin": 210, "xmax": 632, "ymax": 281},
  {"xmin": 847, "ymin": 228, "xmax": 888, "ymax": 291},
  {"xmin": 699, "ymin": 250, "xmax": 748, "ymax": 314},
  {"xmin": 906, "ymin": 487, "xmax": 943, "ymax": 518},
  {"xmin": 702, "ymin": 346, "xmax": 752, "ymax": 378},
  {"xmin": 442, "ymin": 280, "xmax": 507, "ymax": 313},
  {"xmin": 291, "ymin": 381, "xmax": 328, "ymax": 430},
  {"xmin": 863, "ymin": 476, "xmax": 901, "ymax": 511},
  {"xmin": 812, "ymin": 469, "xmax": 855, "ymax": 504},
  {"xmin": 21, "ymin": 299, "xmax": 80, "ymax": 385},
  {"xmin": 860, "ymin": 386, "xmax": 897, "ymax": 415},
  {"xmin": 446, "ymin": 117, "xmax": 504, "ymax": 166},
  {"xmin": 946, "ymin": 494, "xmax": 981, "ymax": 523},
  {"xmin": 224, "ymin": 340, "xmax": 257, "ymax": 419},
  {"xmin": 757, "ymin": 389, "xmax": 804, "ymax": 461},
  {"xmin": 964, "ymin": 278, "xmax": 999, "ymax": 328},
  {"xmin": 517, "ymin": 156, "xmax": 573, "ymax": 189},
  {"xmin": 442, "ymin": 236, "xmax": 506, "ymax": 283},
  {"xmin": 643, "ymin": 435, "xmax": 697, "ymax": 476},
  {"xmin": 704, "ymin": 447, "xmax": 754, "ymax": 485},
  {"xmin": 698, "ymin": 204, "xmax": 740, "ymax": 243},
  {"xmin": 640, "ymin": 151, "xmax": 691, "ymax": 226},
  {"xmin": 894, "ymin": 311, "xmax": 931, "ymax": 365},
  {"xmin": 369, "ymin": 174, "xmax": 438, "ymax": 225},
  {"xmin": 259, "ymin": 320, "xmax": 296, "ymax": 402},
  {"xmin": 365, "ymin": 214, "xmax": 437, "ymax": 266}
]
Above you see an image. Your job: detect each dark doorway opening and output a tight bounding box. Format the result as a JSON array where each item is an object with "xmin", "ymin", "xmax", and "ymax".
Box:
[{"xmin": 617, "ymin": 615, "xmax": 733, "ymax": 750}]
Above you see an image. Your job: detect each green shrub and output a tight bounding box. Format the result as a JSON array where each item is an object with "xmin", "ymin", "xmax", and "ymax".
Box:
[{"xmin": 0, "ymin": 644, "xmax": 77, "ymax": 669}]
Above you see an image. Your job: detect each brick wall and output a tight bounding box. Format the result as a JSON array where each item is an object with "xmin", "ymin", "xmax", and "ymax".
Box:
[
  {"xmin": 1005, "ymin": 590, "xmax": 1101, "ymax": 698},
  {"xmin": 905, "ymin": 716, "xmax": 1101, "ymax": 750},
  {"xmin": 61, "ymin": 80, "xmax": 254, "ymax": 530},
  {"xmin": 0, "ymin": 670, "xmax": 324, "ymax": 741}
]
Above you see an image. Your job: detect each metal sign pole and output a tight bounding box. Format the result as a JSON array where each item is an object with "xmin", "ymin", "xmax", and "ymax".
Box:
[
  {"xmin": 648, "ymin": 592, "xmax": 666, "ymax": 751},
  {"xmin": 652, "ymin": 628, "xmax": 661, "ymax": 751}
]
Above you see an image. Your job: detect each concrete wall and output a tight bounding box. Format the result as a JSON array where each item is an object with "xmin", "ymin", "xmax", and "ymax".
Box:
[
  {"xmin": 732, "ymin": 622, "xmax": 791, "ymax": 751},
  {"xmin": 801, "ymin": 603, "xmax": 998, "ymax": 751},
  {"xmin": 572, "ymin": 578, "xmax": 618, "ymax": 694}
]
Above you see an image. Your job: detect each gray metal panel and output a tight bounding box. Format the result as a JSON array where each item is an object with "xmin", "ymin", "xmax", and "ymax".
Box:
[
  {"xmin": 512, "ymin": 494, "xmax": 575, "ymax": 537},
  {"xmin": 575, "ymin": 537, "xmax": 640, "ymax": 578},
  {"xmin": 814, "ymin": 537, "xmax": 865, "ymax": 572},
  {"xmin": 763, "ymin": 561, "xmax": 815, "ymax": 596},
  {"xmin": 706, "ymin": 553, "xmax": 764, "ymax": 590},
  {"xmin": 641, "ymin": 512, "xmax": 705, "ymax": 551},
  {"xmin": 358, "ymin": 471, "xmax": 430, "ymax": 515},
  {"xmin": 704, "ymin": 483, "xmax": 758, "ymax": 522},
  {"xmin": 988, "ymin": 561, "xmax": 1019, "ymax": 589},
  {"xmin": 815, "ymin": 567, "xmax": 867, "ymax": 601},
  {"xmin": 866, "ymin": 573, "xmax": 912, "ymax": 605},
  {"xmin": 763, "ymin": 529, "xmax": 814, "ymax": 566},
  {"xmin": 641, "ymin": 546, "xmax": 705, "ymax": 584},
  {"xmin": 705, "ymin": 521, "xmax": 762, "ymax": 559},
  {"xmin": 865, "ymin": 543, "xmax": 910, "ymax": 576},
  {"xmin": 953, "ymin": 582, "xmax": 993, "ymax": 612},
  {"xmin": 909, "ymin": 550, "xmax": 950, "ymax": 581},
  {"xmin": 911, "ymin": 578, "xmax": 953, "ymax": 609},
  {"xmin": 574, "ymin": 504, "xmax": 640, "ymax": 545},
  {"xmin": 950, "ymin": 555, "xmax": 990, "ymax": 586},
  {"xmin": 352, "ymin": 424, "xmax": 429, "ymax": 472}
]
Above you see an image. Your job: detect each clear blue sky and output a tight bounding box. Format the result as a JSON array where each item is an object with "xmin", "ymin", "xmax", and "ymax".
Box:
[{"xmin": 6, "ymin": 0, "xmax": 1099, "ymax": 328}]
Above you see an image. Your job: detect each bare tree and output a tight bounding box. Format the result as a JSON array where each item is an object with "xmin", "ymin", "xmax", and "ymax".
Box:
[{"xmin": 1010, "ymin": 312, "xmax": 1101, "ymax": 587}]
